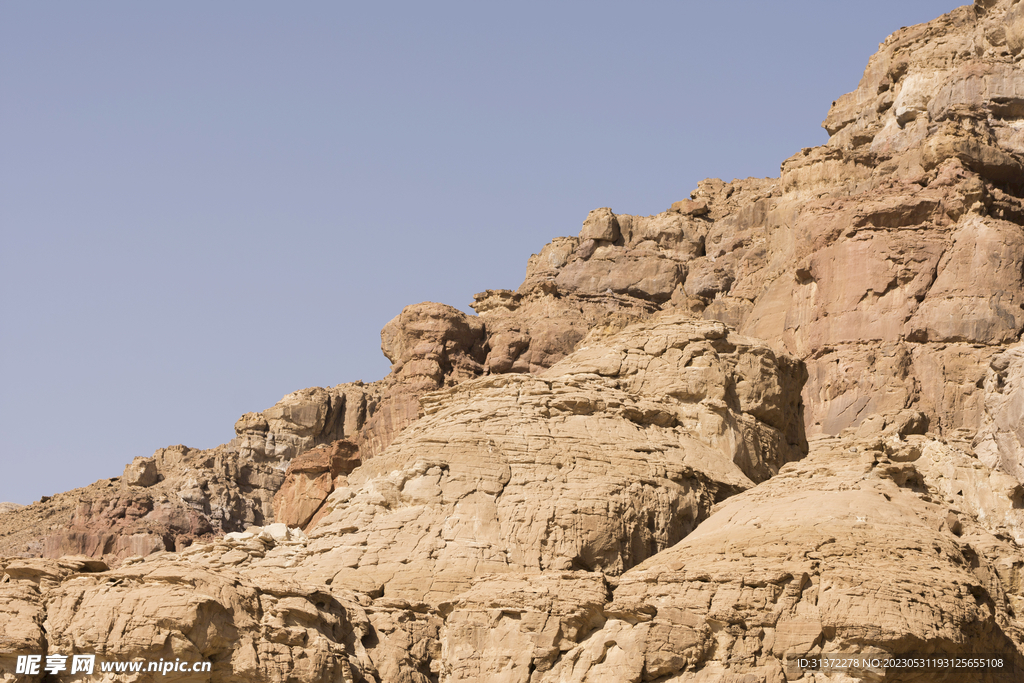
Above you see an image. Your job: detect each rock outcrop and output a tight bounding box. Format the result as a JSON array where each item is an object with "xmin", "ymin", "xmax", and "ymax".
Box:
[
  {"xmin": 273, "ymin": 440, "xmax": 361, "ymax": 529},
  {"xmin": 4, "ymin": 1, "xmax": 1024, "ymax": 681},
  {"xmin": 296, "ymin": 316, "xmax": 805, "ymax": 603},
  {"xmin": 538, "ymin": 434, "xmax": 1024, "ymax": 682},
  {"xmin": 701, "ymin": 1, "xmax": 1023, "ymax": 442},
  {"xmin": 0, "ymin": 443, "xmax": 285, "ymax": 563},
  {"xmin": 5, "ymin": 428, "xmax": 1024, "ymax": 683}
]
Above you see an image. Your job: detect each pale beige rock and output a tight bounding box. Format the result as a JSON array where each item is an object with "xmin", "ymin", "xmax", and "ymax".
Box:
[
  {"xmin": 670, "ymin": 198, "xmax": 709, "ymax": 216},
  {"xmin": 0, "ymin": 582, "xmax": 46, "ymax": 681},
  {"xmin": 657, "ymin": 0, "xmax": 1024, "ymax": 438},
  {"xmin": 906, "ymin": 216, "xmax": 1024, "ymax": 343},
  {"xmin": 283, "ymin": 315, "xmax": 805, "ymax": 604},
  {"xmin": 238, "ymin": 386, "xmax": 347, "ymax": 461},
  {"xmin": 1007, "ymin": 0, "xmax": 1024, "ymax": 55},
  {"xmin": 439, "ymin": 572, "xmax": 608, "ymax": 682},
  {"xmin": 553, "ymin": 248, "xmax": 685, "ymax": 304},
  {"xmin": 975, "ymin": 344, "xmax": 1024, "ymax": 488},
  {"xmin": 579, "ymin": 207, "xmax": 620, "ymax": 242},
  {"xmin": 916, "ymin": 437, "xmax": 1024, "ymax": 545},
  {"xmin": 123, "ymin": 456, "xmax": 159, "ymax": 487},
  {"xmin": 537, "ymin": 435, "xmax": 1023, "ymax": 682},
  {"xmin": 0, "ymin": 557, "xmax": 110, "ymax": 683},
  {"xmin": 0, "ymin": 302, "xmax": 493, "ymax": 565},
  {"xmin": 37, "ymin": 557, "xmax": 373, "ymax": 683},
  {"xmin": 471, "ymin": 289, "xmax": 652, "ymax": 376},
  {"xmin": 4, "ymin": 3, "xmax": 1024, "ymax": 682}
]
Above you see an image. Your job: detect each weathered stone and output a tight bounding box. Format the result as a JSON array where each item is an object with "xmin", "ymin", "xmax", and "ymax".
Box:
[
  {"xmin": 543, "ymin": 434, "xmax": 1024, "ymax": 682},
  {"xmin": 579, "ymin": 207, "xmax": 620, "ymax": 242},
  {"xmin": 273, "ymin": 440, "xmax": 360, "ymax": 529},
  {"xmin": 440, "ymin": 572, "xmax": 609, "ymax": 682},
  {"xmin": 123, "ymin": 456, "xmax": 159, "ymax": 487},
  {"xmin": 295, "ymin": 315, "xmax": 805, "ymax": 604},
  {"xmin": 975, "ymin": 344, "xmax": 1024, "ymax": 489},
  {"xmin": 670, "ymin": 198, "xmax": 709, "ymax": 216},
  {"xmin": 4, "ymin": 3, "xmax": 1024, "ymax": 681}
]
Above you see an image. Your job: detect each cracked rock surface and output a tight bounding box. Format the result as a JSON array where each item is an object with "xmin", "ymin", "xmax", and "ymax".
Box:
[{"xmin": 4, "ymin": 1, "xmax": 1024, "ymax": 681}]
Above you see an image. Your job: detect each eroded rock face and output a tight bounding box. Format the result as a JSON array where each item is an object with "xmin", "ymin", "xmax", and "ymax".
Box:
[
  {"xmin": 0, "ymin": 306, "xmax": 485, "ymax": 564},
  {"xmin": 5, "ymin": 427, "xmax": 1024, "ymax": 683},
  {"xmin": 540, "ymin": 434, "xmax": 1024, "ymax": 683},
  {"xmin": 295, "ymin": 316, "xmax": 805, "ymax": 603},
  {"xmin": 439, "ymin": 573, "xmax": 610, "ymax": 682},
  {"xmin": 0, "ymin": 443, "xmax": 287, "ymax": 565},
  {"xmin": 975, "ymin": 344, "xmax": 1024, "ymax": 488},
  {"xmin": 273, "ymin": 440, "xmax": 360, "ymax": 528},
  {"xmin": 0, "ymin": 313, "xmax": 808, "ymax": 683},
  {"xmin": 5, "ymin": 1, "xmax": 1024, "ymax": 681},
  {"xmin": 694, "ymin": 0, "xmax": 1024, "ymax": 440},
  {"xmin": 410, "ymin": 428, "xmax": 1024, "ymax": 683},
  {"xmin": 0, "ymin": 553, "xmax": 372, "ymax": 683},
  {"xmin": 486, "ymin": 0, "xmax": 1024, "ymax": 444}
]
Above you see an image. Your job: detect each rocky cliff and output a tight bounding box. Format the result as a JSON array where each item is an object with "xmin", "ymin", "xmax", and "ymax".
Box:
[{"xmin": 3, "ymin": 1, "xmax": 1024, "ymax": 681}]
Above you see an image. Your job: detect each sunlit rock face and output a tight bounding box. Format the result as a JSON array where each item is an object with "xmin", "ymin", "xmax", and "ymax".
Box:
[{"xmin": 4, "ymin": 2, "xmax": 1024, "ymax": 681}]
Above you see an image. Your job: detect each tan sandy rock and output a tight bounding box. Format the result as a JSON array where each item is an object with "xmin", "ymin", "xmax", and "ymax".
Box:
[
  {"xmin": 0, "ymin": 303, "xmax": 496, "ymax": 565},
  {"xmin": 4, "ymin": 3, "xmax": 1024, "ymax": 681},
  {"xmin": 916, "ymin": 437, "xmax": 1024, "ymax": 544},
  {"xmin": 714, "ymin": 0, "xmax": 1024, "ymax": 438},
  {"xmin": 535, "ymin": 436, "xmax": 1024, "ymax": 682},
  {"xmin": 122, "ymin": 456, "xmax": 159, "ymax": 488},
  {"xmin": 263, "ymin": 315, "xmax": 805, "ymax": 604},
  {"xmin": 469, "ymin": 200, "xmax": 708, "ymax": 379},
  {"xmin": 41, "ymin": 556, "xmax": 371, "ymax": 683},
  {"xmin": 439, "ymin": 572, "xmax": 609, "ymax": 682},
  {"xmin": 236, "ymin": 385, "xmax": 352, "ymax": 462},
  {"xmin": 357, "ymin": 302, "xmax": 488, "ymax": 462},
  {"xmin": 0, "ymin": 580, "xmax": 46, "ymax": 682},
  {"xmin": 471, "ymin": 290, "xmax": 652, "ymax": 375},
  {"xmin": 975, "ymin": 344, "xmax": 1024, "ymax": 488},
  {"xmin": 579, "ymin": 207, "xmax": 620, "ymax": 242},
  {"xmin": 670, "ymin": 198, "xmax": 710, "ymax": 216},
  {"xmin": 0, "ymin": 557, "xmax": 108, "ymax": 683},
  {"xmin": 477, "ymin": 0, "xmax": 1024, "ymax": 445},
  {"xmin": 0, "ymin": 442, "xmax": 287, "ymax": 565}
]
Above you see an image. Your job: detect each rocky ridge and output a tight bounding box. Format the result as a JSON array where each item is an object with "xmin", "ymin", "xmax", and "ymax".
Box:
[{"xmin": 4, "ymin": 1, "xmax": 1024, "ymax": 681}]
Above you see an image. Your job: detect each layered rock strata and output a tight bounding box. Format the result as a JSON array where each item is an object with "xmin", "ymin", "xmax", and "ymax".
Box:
[
  {"xmin": 299, "ymin": 316, "xmax": 805, "ymax": 602},
  {"xmin": 3, "ymin": 1, "xmax": 1024, "ymax": 681},
  {"xmin": 5, "ymin": 428, "xmax": 1024, "ymax": 683}
]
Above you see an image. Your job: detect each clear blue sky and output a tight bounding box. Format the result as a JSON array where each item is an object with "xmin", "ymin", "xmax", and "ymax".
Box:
[{"xmin": 1, "ymin": 1, "xmax": 964, "ymax": 505}]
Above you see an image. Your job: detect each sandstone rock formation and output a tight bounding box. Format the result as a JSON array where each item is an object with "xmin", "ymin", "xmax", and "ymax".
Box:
[
  {"xmin": 4, "ymin": 1, "xmax": 1024, "ymax": 681},
  {"xmin": 296, "ymin": 316, "xmax": 805, "ymax": 603},
  {"xmin": 0, "ymin": 439, "xmax": 305, "ymax": 564},
  {"xmin": 4, "ymin": 427, "xmax": 1024, "ymax": 683},
  {"xmin": 273, "ymin": 440, "xmax": 361, "ymax": 529}
]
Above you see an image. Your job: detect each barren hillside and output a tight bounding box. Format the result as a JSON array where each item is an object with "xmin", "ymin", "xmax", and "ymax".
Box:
[{"xmin": 3, "ymin": 1, "xmax": 1024, "ymax": 681}]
